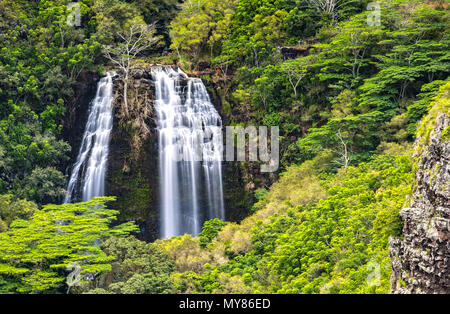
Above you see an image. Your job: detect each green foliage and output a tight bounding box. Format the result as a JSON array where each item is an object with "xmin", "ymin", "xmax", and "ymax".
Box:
[
  {"xmin": 0, "ymin": 197, "xmax": 138, "ymax": 294},
  {"xmin": 95, "ymin": 0, "xmax": 181, "ymax": 46},
  {"xmin": 92, "ymin": 0, "xmax": 144, "ymax": 44},
  {"xmin": 219, "ymin": 0, "xmax": 322, "ymax": 66},
  {"xmin": 0, "ymin": 104, "xmax": 70, "ymax": 189},
  {"xmin": 297, "ymin": 111, "xmax": 384, "ymax": 168},
  {"xmin": 293, "ymin": 0, "xmax": 449, "ymax": 166},
  {"xmin": 0, "ymin": 0, "xmax": 178, "ymax": 202},
  {"xmin": 15, "ymin": 167, "xmax": 67, "ymax": 205},
  {"xmin": 167, "ymin": 154, "xmax": 413, "ymax": 294},
  {"xmin": 86, "ymin": 236, "xmax": 175, "ymax": 294},
  {"xmin": 199, "ymin": 218, "xmax": 227, "ymax": 248},
  {"xmin": 406, "ymin": 79, "xmax": 449, "ymax": 136},
  {"xmin": 0, "ymin": 0, "xmax": 96, "ymax": 200},
  {"xmin": 170, "ymin": 0, "xmax": 237, "ymax": 59},
  {"xmin": 314, "ymin": 12, "xmax": 383, "ymax": 89},
  {"xmin": 0, "ymin": 195, "xmax": 37, "ymax": 227},
  {"xmin": 415, "ymin": 81, "xmax": 450, "ymax": 150},
  {"xmin": 264, "ymin": 155, "xmax": 412, "ymax": 294},
  {"xmin": 157, "ymin": 234, "xmax": 214, "ymax": 274}
]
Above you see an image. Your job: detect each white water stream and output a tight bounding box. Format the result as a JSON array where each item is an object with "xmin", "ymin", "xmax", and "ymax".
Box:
[
  {"xmin": 65, "ymin": 72, "xmax": 115, "ymax": 203},
  {"xmin": 152, "ymin": 66, "xmax": 225, "ymax": 238}
]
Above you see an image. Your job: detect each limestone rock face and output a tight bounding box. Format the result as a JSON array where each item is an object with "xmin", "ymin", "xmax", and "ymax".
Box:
[{"xmin": 390, "ymin": 112, "xmax": 450, "ymax": 294}]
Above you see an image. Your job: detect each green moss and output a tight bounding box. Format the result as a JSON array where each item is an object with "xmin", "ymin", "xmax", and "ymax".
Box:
[
  {"xmin": 414, "ymin": 82, "xmax": 450, "ymax": 171},
  {"xmin": 442, "ymin": 126, "xmax": 450, "ymax": 141},
  {"xmin": 112, "ymin": 171, "xmax": 153, "ymax": 221},
  {"xmin": 416, "ymin": 82, "xmax": 450, "ymax": 148}
]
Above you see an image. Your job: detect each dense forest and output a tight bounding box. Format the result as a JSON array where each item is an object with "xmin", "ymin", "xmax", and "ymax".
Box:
[{"xmin": 0, "ymin": 0, "xmax": 448, "ymax": 294}]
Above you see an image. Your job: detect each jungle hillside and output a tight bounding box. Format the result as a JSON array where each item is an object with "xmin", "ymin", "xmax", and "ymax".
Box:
[{"xmin": 0, "ymin": 0, "xmax": 449, "ymax": 295}]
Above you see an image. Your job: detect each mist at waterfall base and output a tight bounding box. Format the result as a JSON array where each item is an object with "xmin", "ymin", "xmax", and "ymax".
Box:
[
  {"xmin": 152, "ymin": 66, "xmax": 225, "ymax": 239},
  {"xmin": 65, "ymin": 72, "xmax": 115, "ymax": 203}
]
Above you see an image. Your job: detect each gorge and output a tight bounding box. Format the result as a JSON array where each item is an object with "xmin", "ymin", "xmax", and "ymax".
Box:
[
  {"xmin": 0, "ymin": 0, "xmax": 448, "ymax": 295},
  {"xmin": 65, "ymin": 66, "xmax": 226, "ymax": 239}
]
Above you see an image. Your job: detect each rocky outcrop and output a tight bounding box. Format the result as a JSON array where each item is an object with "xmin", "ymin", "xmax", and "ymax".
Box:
[
  {"xmin": 390, "ymin": 89, "xmax": 450, "ymax": 294},
  {"xmin": 106, "ymin": 67, "xmax": 159, "ymax": 241},
  {"xmin": 278, "ymin": 46, "xmax": 309, "ymax": 59}
]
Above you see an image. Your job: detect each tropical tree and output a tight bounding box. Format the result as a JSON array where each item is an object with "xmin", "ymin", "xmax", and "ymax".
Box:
[
  {"xmin": 169, "ymin": 0, "xmax": 237, "ymax": 59},
  {"xmin": 104, "ymin": 23, "xmax": 160, "ymax": 117},
  {"xmin": 0, "ymin": 197, "xmax": 138, "ymax": 293},
  {"xmin": 281, "ymin": 56, "xmax": 315, "ymax": 97},
  {"xmin": 86, "ymin": 236, "xmax": 175, "ymax": 294}
]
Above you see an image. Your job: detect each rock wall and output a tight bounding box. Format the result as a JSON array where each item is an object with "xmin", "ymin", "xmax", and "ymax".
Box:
[
  {"xmin": 106, "ymin": 68, "xmax": 159, "ymax": 241},
  {"xmin": 390, "ymin": 92, "xmax": 450, "ymax": 293}
]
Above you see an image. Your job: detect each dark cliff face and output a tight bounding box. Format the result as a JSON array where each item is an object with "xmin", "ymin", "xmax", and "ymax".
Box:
[
  {"xmin": 106, "ymin": 68, "xmax": 159, "ymax": 241},
  {"xmin": 390, "ymin": 103, "xmax": 449, "ymax": 293},
  {"xmin": 61, "ymin": 70, "xmax": 100, "ymax": 175}
]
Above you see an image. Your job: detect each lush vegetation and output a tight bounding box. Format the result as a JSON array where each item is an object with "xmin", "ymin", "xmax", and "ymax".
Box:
[
  {"xmin": 159, "ymin": 0, "xmax": 449, "ymax": 294},
  {"xmin": 0, "ymin": 0, "xmax": 179, "ymax": 204},
  {"xmin": 0, "ymin": 0, "xmax": 448, "ymax": 294},
  {"xmin": 157, "ymin": 152, "xmax": 413, "ymax": 293},
  {"xmin": 0, "ymin": 197, "xmax": 138, "ymax": 293}
]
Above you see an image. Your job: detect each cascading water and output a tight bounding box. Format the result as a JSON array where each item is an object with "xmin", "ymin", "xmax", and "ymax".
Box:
[
  {"xmin": 65, "ymin": 71, "xmax": 115, "ymax": 203},
  {"xmin": 152, "ymin": 66, "xmax": 225, "ymax": 238}
]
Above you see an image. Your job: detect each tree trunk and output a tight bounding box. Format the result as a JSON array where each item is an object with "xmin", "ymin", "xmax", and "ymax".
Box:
[{"xmin": 123, "ymin": 74, "xmax": 129, "ymax": 117}]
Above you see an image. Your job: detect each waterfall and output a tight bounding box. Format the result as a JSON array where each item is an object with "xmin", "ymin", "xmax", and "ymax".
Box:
[
  {"xmin": 152, "ymin": 66, "xmax": 225, "ymax": 238},
  {"xmin": 65, "ymin": 71, "xmax": 115, "ymax": 203}
]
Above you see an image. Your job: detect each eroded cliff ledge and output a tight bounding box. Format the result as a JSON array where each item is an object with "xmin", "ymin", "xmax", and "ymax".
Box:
[{"xmin": 390, "ymin": 84, "xmax": 450, "ymax": 294}]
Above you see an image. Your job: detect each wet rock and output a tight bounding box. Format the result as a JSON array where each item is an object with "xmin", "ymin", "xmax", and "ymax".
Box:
[{"xmin": 62, "ymin": 70, "xmax": 100, "ymax": 173}]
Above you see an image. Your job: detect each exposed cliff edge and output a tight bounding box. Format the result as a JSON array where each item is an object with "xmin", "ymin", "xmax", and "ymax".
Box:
[{"xmin": 390, "ymin": 83, "xmax": 450, "ymax": 294}]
